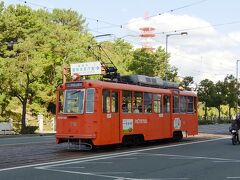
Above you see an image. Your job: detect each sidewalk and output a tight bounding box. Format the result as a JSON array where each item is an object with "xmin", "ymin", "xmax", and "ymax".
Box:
[
  {"xmin": 0, "ymin": 131, "xmax": 55, "ymax": 138},
  {"xmin": 198, "ymin": 123, "xmax": 231, "ymax": 135}
]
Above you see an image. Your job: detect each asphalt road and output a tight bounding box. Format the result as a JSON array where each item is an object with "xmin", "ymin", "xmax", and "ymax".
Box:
[{"xmin": 0, "ymin": 133, "xmax": 237, "ymax": 180}]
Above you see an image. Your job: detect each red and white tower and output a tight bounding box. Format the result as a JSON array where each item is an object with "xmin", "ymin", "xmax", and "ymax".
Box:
[{"xmin": 139, "ymin": 13, "xmax": 156, "ymax": 51}]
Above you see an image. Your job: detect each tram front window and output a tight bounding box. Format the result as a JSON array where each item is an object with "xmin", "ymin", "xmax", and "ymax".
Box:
[{"xmin": 64, "ymin": 89, "xmax": 85, "ymax": 114}]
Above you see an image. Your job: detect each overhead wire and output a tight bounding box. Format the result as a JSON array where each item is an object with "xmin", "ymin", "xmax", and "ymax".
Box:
[
  {"xmin": 14, "ymin": 0, "xmax": 239, "ymax": 79},
  {"xmin": 120, "ymin": 0, "xmax": 209, "ymax": 27},
  {"xmin": 18, "ymin": 0, "xmax": 210, "ymax": 33},
  {"xmin": 18, "ymin": 0, "xmax": 240, "ymax": 42},
  {"xmin": 155, "ymin": 20, "xmax": 240, "ymax": 35}
]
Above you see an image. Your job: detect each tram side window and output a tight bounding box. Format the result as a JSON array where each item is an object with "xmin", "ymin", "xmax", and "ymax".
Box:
[
  {"xmin": 122, "ymin": 91, "xmax": 132, "ymax": 113},
  {"xmin": 112, "ymin": 92, "xmax": 118, "ymax": 113},
  {"xmin": 86, "ymin": 88, "xmax": 95, "ymax": 113},
  {"xmin": 153, "ymin": 94, "xmax": 162, "ymax": 113},
  {"xmin": 173, "ymin": 96, "xmax": 180, "ymax": 113},
  {"xmin": 144, "ymin": 93, "xmax": 152, "ymax": 113},
  {"xmin": 102, "ymin": 90, "xmax": 110, "ymax": 113},
  {"xmin": 164, "ymin": 95, "xmax": 170, "ymax": 113},
  {"xmin": 133, "ymin": 92, "xmax": 142, "ymax": 113},
  {"xmin": 187, "ymin": 96, "xmax": 194, "ymax": 113},
  {"xmin": 194, "ymin": 97, "xmax": 197, "ymax": 113},
  {"xmin": 180, "ymin": 96, "xmax": 187, "ymax": 113}
]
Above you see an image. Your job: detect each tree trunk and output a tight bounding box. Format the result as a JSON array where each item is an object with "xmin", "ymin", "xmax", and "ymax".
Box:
[
  {"xmin": 218, "ymin": 105, "xmax": 221, "ymax": 123},
  {"xmin": 204, "ymin": 106, "xmax": 207, "ymax": 120},
  {"xmin": 20, "ymin": 73, "xmax": 30, "ymax": 134},
  {"xmin": 229, "ymin": 106, "xmax": 232, "ymax": 120},
  {"xmin": 21, "ymin": 98, "xmax": 27, "ymax": 133}
]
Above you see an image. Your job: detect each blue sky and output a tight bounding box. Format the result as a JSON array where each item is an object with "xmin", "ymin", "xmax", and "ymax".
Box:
[
  {"xmin": 5, "ymin": 0, "xmax": 240, "ymax": 34},
  {"xmin": 3, "ymin": 0, "xmax": 240, "ymax": 83}
]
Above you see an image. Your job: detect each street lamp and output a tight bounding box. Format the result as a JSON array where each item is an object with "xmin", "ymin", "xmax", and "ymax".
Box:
[
  {"xmin": 236, "ymin": 60, "xmax": 240, "ymax": 114},
  {"xmin": 165, "ymin": 32, "xmax": 188, "ymax": 81}
]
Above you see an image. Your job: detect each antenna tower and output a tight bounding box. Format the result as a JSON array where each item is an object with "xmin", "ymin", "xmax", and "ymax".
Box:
[{"xmin": 139, "ymin": 12, "xmax": 156, "ymax": 51}]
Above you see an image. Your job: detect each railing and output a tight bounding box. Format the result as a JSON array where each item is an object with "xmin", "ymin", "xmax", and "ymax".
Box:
[{"xmin": 0, "ymin": 121, "xmax": 14, "ymax": 135}]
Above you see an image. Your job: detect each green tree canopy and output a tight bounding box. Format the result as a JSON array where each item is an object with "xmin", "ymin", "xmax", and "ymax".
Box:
[
  {"xmin": 0, "ymin": 4, "xmax": 90, "ymax": 132},
  {"xmin": 197, "ymin": 79, "xmax": 215, "ymax": 120},
  {"xmin": 180, "ymin": 76, "xmax": 194, "ymax": 90}
]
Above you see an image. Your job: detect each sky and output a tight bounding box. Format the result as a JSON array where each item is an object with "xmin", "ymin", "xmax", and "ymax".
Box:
[{"xmin": 3, "ymin": 0, "xmax": 240, "ymax": 84}]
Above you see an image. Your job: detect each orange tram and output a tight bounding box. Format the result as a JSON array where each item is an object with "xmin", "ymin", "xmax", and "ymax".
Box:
[{"xmin": 56, "ymin": 75, "xmax": 198, "ymax": 149}]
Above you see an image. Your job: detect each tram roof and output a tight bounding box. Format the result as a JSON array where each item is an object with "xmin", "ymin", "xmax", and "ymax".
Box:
[{"xmin": 82, "ymin": 80, "xmax": 197, "ymax": 97}]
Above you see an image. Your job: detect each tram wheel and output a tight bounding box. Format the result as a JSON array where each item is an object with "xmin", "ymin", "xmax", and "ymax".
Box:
[{"xmin": 173, "ymin": 131, "xmax": 183, "ymax": 141}]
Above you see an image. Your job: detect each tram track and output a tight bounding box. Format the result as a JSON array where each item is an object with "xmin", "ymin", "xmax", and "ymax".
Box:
[{"xmin": 0, "ymin": 133, "xmax": 228, "ymax": 170}]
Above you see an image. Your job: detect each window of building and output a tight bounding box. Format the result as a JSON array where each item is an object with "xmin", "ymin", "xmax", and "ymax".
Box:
[
  {"xmin": 173, "ymin": 96, "xmax": 180, "ymax": 113},
  {"xmin": 153, "ymin": 94, "xmax": 162, "ymax": 113},
  {"xmin": 86, "ymin": 88, "xmax": 95, "ymax": 113},
  {"xmin": 122, "ymin": 91, "xmax": 132, "ymax": 113},
  {"xmin": 102, "ymin": 89, "xmax": 110, "ymax": 113},
  {"xmin": 144, "ymin": 93, "xmax": 152, "ymax": 113},
  {"xmin": 180, "ymin": 96, "xmax": 187, "ymax": 113},
  {"xmin": 164, "ymin": 95, "xmax": 170, "ymax": 113},
  {"xmin": 133, "ymin": 92, "xmax": 142, "ymax": 113},
  {"xmin": 111, "ymin": 91, "xmax": 118, "ymax": 113}
]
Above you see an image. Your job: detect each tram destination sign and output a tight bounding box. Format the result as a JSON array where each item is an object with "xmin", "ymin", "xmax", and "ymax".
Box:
[{"xmin": 70, "ymin": 61, "xmax": 102, "ymax": 76}]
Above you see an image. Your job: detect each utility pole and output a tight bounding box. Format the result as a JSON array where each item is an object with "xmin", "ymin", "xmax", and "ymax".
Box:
[
  {"xmin": 236, "ymin": 60, "xmax": 240, "ymax": 114},
  {"xmin": 165, "ymin": 32, "xmax": 188, "ymax": 81}
]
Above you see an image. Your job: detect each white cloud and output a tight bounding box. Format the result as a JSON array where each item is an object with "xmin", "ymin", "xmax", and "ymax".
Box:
[{"xmin": 126, "ymin": 13, "xmax": 240, "ymax": 83}]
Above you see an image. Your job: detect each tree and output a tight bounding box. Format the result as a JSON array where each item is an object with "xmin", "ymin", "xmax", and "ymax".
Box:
[
  {"xmin": 155, "ymin": 47, "xmax": 178, "ymax": 81},
  {"xmin": 127, "ymin": 47, "xmax": 178, "ymax": 80},
  {"xmin": 211, "ymin": 81, "xmax": 225, "ymax": 121},
  {"xmin": 0, "ymin": 4, "xmax": 90, "ymax": 132},
  {"xmin": 51, "ymin": 9, "xmax": 86, "ymax": 32},
  {"xmin": 127, "ymin": 48, "xmax": 157, "ymax": 76},
  {"xmin": 0, "ymin": 5, "xmax": 46, "ymax": 131},
  {"xmin": 224, "ymin": 74, "xmax": 239, "ymax": 119},
  {"xmin": 197, "ymin": 79, "xmax": 215, "ymax": 120},
  {"xmin": 180, "ymin": 76, "xmax": 194, "ymax": 90},
  {"xmin": 99, "ymin": 38, "xmax": 133, "ymax": 75}
]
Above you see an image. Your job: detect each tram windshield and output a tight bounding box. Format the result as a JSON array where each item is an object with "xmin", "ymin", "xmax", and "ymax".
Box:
[{"xmin": 63, "ymin": 89, "xmax": 85, "ymax": 114}]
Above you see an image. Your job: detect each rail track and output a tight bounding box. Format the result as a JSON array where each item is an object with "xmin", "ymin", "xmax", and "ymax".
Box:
[{"xmin": 0, "ymin": 133, "xmax": 228, "ymax": 170}]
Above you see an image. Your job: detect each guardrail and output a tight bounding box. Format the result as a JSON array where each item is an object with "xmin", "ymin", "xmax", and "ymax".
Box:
[{"xmin": 0, "ymin": 122, "xmax": 14, "ymax": 135}]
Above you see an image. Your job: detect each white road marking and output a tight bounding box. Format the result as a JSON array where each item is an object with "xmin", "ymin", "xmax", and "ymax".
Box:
[
  {"xmin": 36, "ymin": 153, "xmax": 139, "ymax": 169},
  {"xmin": 136, "ymin": 152, "xmax": 239, "ymax": 162},
  {"xmin": 37, "ymin": 167, "xmax": 188, "ymax": 180},
  {"xmin": 213, "ymin": 160, "xmax": 240, "ymax": 163},
  {"xmin": 87, "ymin": 172, "xmax": 132, "ymax": 174},
  {"xmin": 81, "ymin": 162, "xmax": 113, "ymax": 164},
  {"xmin": 142, "ymin": 178, "xmax": 189, "ymax": 180},
  {"xmin": 226, "ymin": 177, "xmax": 240, "ymax": 179},
  {"xmin": 112, "ymin": 158, "xmax": 137, "ymax": 160},
  {"xmin": 169, "ymin": 157, "xmax": 199, "ymax": 160},
  {"xmin": 114, "ymin": 179, "xmax": 189, "ymax": 180},
  {"xmin": 0, "ymin": 137, "xmax": 229, "ymax": 172},
  {"xmin": 53, "ymin": 166, "xmax": 85, "ymax": 169},
  {"xmin": 36, "ymin": 167, "xmax": 136, "ymax": 180}
]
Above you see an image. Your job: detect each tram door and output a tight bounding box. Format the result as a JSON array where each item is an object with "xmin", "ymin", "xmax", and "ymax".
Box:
[
  {"xmin": 102, "ymin": 90, "xmax": 120, "ymax": 144},
  {"xmin": 163, "ymin": 95, "xmax": 171, "ymax": 137}
]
